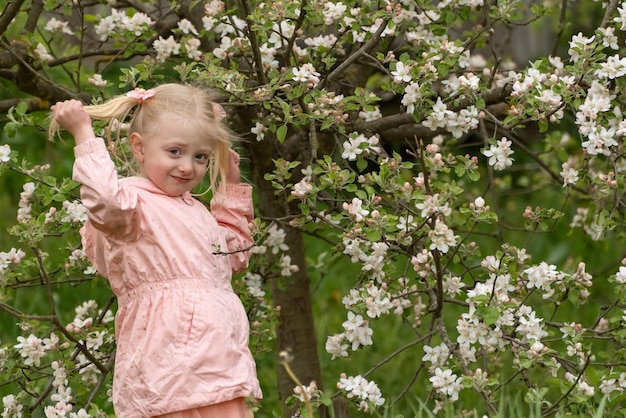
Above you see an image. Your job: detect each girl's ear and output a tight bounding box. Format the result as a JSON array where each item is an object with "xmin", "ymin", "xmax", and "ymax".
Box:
[{"xmin": 129, "ymin": 132, "xmax": 145, "ymax": 163}]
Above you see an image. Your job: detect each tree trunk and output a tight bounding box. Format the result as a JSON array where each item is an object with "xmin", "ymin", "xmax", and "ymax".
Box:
[{"xmin": 242, "ymin": 131, "xmax": 328, "ymax": 417}]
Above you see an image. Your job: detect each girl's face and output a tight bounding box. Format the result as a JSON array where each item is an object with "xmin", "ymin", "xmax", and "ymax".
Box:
[{"xmin": 129, "ymin": 114, "xmax": 212, "ymax": 196}]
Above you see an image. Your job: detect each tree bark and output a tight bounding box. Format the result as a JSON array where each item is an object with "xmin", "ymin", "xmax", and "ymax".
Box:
[{"xmin": 240, "ymin": 121, "xmax": 329, "ymax": 417}]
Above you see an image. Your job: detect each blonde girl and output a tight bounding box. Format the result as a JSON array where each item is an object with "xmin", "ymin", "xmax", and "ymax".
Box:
[{"xmin": 51, "ymin": 84, "xmax": 261, "ymax": 418}]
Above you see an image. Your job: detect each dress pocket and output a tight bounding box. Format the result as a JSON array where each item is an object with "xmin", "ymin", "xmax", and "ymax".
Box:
[{"xmin": 178, "ymin": 291, "xmax": 240, "ymax": 373}]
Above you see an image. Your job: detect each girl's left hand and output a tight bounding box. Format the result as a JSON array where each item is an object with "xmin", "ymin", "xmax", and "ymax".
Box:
[{"xmin": 226, "ymin": 149, "xmax": 242, "ymax": 184}]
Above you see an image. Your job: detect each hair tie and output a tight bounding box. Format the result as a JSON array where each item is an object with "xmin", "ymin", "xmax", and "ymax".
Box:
[
  {"xmin": 212, "ymin": 103, "xmax": 226, "ymax": 121},
  {"xmin": 126, "ymin": 88, "xmax": 156, "ymax": 103}
]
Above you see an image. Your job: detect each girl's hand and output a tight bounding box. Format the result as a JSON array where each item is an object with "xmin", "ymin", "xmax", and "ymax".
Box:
[
  {"xmin": 226, "ymin": 149, "xmax": 242, "ymax": 184},
  {"xmin": 50, "ymin": 100, "xmax": 95, "ymax": 145}
]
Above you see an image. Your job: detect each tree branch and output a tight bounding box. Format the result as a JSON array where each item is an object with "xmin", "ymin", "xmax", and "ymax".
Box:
[{"xmin": 0, "ymin": 0, "xmax": 25, "ymax": 35}]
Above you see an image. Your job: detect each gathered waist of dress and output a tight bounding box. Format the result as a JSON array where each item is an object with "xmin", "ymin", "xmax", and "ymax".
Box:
[{"xmin": 116, "ymin": 278, "xmax": 230, "ymax": 307}]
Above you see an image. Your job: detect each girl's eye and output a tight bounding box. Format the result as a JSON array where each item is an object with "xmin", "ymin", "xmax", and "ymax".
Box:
[
  {"xmin": 169, "ymin": 148, "xmax": 182, "ymax": 156},
  {"xmin": 195, "ymin": 153, "xmax": 209, "ymax": 163}
]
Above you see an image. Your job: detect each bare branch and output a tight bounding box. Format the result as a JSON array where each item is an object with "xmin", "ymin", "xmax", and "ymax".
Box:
[{"xmin": 0, "ymin": 0, "xmax": 25, "ymax": 35}]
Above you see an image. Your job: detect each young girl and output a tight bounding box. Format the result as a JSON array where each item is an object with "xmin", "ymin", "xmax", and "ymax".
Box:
[{"xmin": 50, "ymin": 84, "xmax": 262, "ymax": 418}]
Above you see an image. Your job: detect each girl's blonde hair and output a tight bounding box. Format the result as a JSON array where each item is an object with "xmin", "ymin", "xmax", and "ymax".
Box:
[{"xmin": 50, "ymin": 83, "xmax": 233, "ymax": 194}]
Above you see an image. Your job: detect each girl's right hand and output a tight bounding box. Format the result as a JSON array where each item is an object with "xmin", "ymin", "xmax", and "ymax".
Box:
[{"xmin": 51, "ymin": 100, "xmax": 95, "ymax": 145}]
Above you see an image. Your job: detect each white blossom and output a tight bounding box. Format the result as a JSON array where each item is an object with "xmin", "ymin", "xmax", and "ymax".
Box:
[{"xmin": 482, "ymin": 137, "xmax": 514, "ymax": 170}]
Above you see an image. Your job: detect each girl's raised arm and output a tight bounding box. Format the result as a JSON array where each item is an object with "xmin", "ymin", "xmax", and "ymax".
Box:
[{"xmin": 50, "ymin": 100, "xmax": 96, "ymax": 145}]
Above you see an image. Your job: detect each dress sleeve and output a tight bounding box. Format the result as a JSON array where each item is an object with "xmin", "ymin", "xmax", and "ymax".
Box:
[
  {"xmin": 72, "ymin": 138, "xmax": 141, "ymax": 240},
  {"xmin": 211, "ymin": 183, "xmax": 254, "ymax": 274}
]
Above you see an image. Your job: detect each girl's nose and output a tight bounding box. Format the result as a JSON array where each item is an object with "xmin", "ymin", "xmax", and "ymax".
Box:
[{"xmin": 178, "ymin": 158, "xmax": 193, "ymax": 174}]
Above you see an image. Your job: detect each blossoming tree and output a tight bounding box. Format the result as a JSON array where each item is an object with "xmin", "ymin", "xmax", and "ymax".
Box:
[{"xmin": 2, "ymin": 0, "xmax": 626, "ymax": 417}]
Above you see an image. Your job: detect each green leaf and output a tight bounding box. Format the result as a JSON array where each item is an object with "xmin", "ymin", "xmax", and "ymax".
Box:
[
  {"xmin": 276, "ymin": 125, "xmax": 288, "ymax": 143},
  {"xmin": 480, "ymin": 306, "xmax": 500, "ymax": 326}
]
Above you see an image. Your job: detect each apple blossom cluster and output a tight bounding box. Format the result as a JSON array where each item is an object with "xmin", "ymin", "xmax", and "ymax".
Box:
[
  {"xmin": 2, "ymin": 300, "xmax": 114, "ymax": 417},
  {"xmin": 259, "ymin": 224, "xmax": 289, "ymax": 255},
  {"xmin": 599, "ymin": 372, "xmax": 626, "ymax": 396},
  {"xmin": 16, "ymin": 182, "xmax": 35, "ymax": 223},
  {"xmin": 336, "ymin": 374, "xmax": 385, "ymax": 413},
  {"xmin": 66, "ymin": 249, "xmax": 98, "ymax": 276},
  {"xmin": 481, "ymin": 137, "xmax": 514, "ymax": 171},
  {"xmin": 292, "ymin": 380, "xmax": 320, "ymax": 404},
  {"xmin": 61, "ymin": 201, "xmax": 88, "ymax": 224},
  {"xmin": 0, "ymin": 248, "xmax": 25, "ymax": 275},
  {"xmin": 1, "ymin": 394, "xmax": 23, "ymax": 418},
  {"xmin": 95, "ymin": 9, "xmax": 154, "ymax": 41},
  {"xmin": 421, "ymin": 99, "xmax": 481, "ymax": 139},
  {"xmin": 341, "ymin": 133, "xmax": 381, "ymax": 161},
  {"xmin": 331, "ymin": 311, "xmax": 373, "ymax": 354},
  {"xmin": 429, "ymin": 368, "xmax": 463, "ymax": 402}
]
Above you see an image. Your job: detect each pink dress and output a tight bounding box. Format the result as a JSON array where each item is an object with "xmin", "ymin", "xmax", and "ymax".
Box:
[{"xmin": 73, "ymin": 138, "xmax": 262, "ymax": 418}]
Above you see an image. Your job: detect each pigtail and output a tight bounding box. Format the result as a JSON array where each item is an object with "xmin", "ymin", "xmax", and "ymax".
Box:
[{"xmin": 48, "ymin": 94, "xmax": 141, "ymax": 143}]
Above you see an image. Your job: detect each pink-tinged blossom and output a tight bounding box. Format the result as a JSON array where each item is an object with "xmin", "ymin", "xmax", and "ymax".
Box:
[
  {"xmin": 0, "ymin": 248, "xmax": 26, "ymax": 272},
  {"xmin": 342, "ymin": 311, "xmax": 373, "ymax": 350},
  {"xmin": 599, "ymin": 27, "xmax": 619, "ymax": 49},
  {"xmin": 416, "ymin": 193, "xmax": 451, "ymax": 218},
  {"xmin": 2, "ymin": 394, "xmax": 23, "ymax": 417},
  {"xmin": 482, "ymin": 137, "xmax": 514, "ymax": 171},
  {"xmin": 428, "ymin": 219, "xmax": 458, "ymax": 253},
  {"xmin": 185, "ymin": 38, "xmax": 202, "ymax": 60},
  {"xmin": 244, "ymin": 272, "xmax": 265, "ymax": 298},
  {"xmin": 429, "ymin": 368, "xmax": 463, "ymax": 402},
  {"xmin": 204, "ymin": 0, "xmax": 224, "ymax": 16},
  {"xmin": 292, "ymin": 63, "xmax": 321, "ymax": 87},
  {"xmin": 322, "ymin": 2, "xmax": 348, "ymax": 25},
  {"xmin": 596, "ymin": 54, "xmax": 626, "ymax": 79},
  {"xmin": 337, "ymin": 374, "xmax": 385, "ymax": 412},
  {"xmin": 366, "ymin": 18, "xmax": 394, "ymax": 37},
  {"xmin": 359, "ymin": 106, "xmax": 382, "ymax": 121},
  {"xmin": 343, "ymin": 197, "xmax": 369, "ymax": 222},
  {"xmin": 17, "ymin": 182, "xmax": 35, "ymax": 223},
  {"xmin": 44, "ymin": 18, "xmax": 74, "ymax": 35},
  {"xmin": 34, "ymin": 43, "xmax": 54, "ymax": 62},
  {"xmin": 14, "ymin": 334, "xmax": 46, "ymax": 367},
  {"xmin": 341, "ymin": 133, "xmax": 381, "ymax": 160},
  {"xmin": 61, "ymin": 200, "xmax": 88, "ymax": 223},
  {"xmin": 177, "ymin": 18, "xmax": 198, "ymax": 35},
  {"xmin": 265, "ymin": 224, "xmax": 289, "ymax": 254},
  {"xmin": 0, "ymin": 144, "xmax": 10, "ymax": 163},
  {"xmin": 411, "ymin": 249, "xmax": 433, "ymax": 278},
  {"xmin": 391, "ymin": 62, "xmax": 412, "ymax": 84},
  {"xmin": 422, "ymin": 98, "xmax": 453, "ymax": 131},
  {"xmin": 515, "ymin": 308, "xmax": 548, "ymax": 343},
  {"xmin": 95, "ymin": 10, "xmax": 154, "ymax": 41},
  {"xmin": 568, "ymin": 32, "xmax": 595, "ymax": 62},
  {"xmin": 87, "ymin": 74, "xmax": 107, "ymax": 87},
  {"xmin": 291, "ymin": 178, "xmax": 313, "ymax": 198},
  {"xmin": 304, "ymin": 34, "xmax": 338, "ymax": 50},
  {"xmin": 326, "ymin": 334, "xmax": 349, "ymax": 359},
  {"xmin": 402, "ymin": 82, "xmax": 421, "ymax": 114},
  {"xmin": 523, "ymin": 261, "xmax": 564, "ymax": 299},
  {"xmin": 560, "ymin": 162, "xmax": 579, "ymax": 187},
  {"xmin": 581, "ymin": 126, "xmax": 618, "ymax": 156},
  {"xmin": 422, "ymin": 343, "xmax": 450, "ymax": 369},
  {"xmin": 443, "ymin": 275, "xmax": 465, "ymax": 297},
  {"xmin": 293, "ymin": 381, "xmax": 319, "ymax": 403},
  {"xmin": 153, "ymin": 36, "xmax": 180, "ymax": 62}
]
